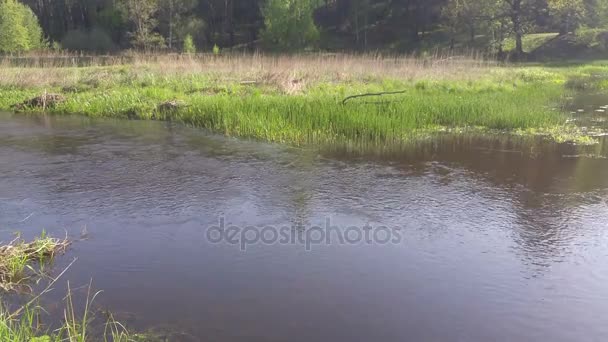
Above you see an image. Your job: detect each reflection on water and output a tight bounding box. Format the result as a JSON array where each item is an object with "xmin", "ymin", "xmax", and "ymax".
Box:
[
  {"xmin": 567, "ymin": 92, "xmax": 608, "ymax": 132},
  {"xmin": 1, "ymin": 111, "xmax": 608, "ymax": 342}
]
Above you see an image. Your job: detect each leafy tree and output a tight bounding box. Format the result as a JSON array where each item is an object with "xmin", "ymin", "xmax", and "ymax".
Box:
[
  {"xmin": 260, "ymin": 0, "xmax": 321, "ymax": 50},
  {"xmin": 22, "ymin": 4, "xmax": 45, "ymax": 50},
  {"xmin": 97, "ymin": 6, "xmax": 128, "ymax": 44},
  {"xmin": 547, "ymin": 0, "xmax": 586, "ymax": 34},
  {"xmin": 502, "ymin": 0, "xmax": 526, "ymax": 55},
  {"xmin": 183, "ymin": 34, "xmax": 196, "ymax": 53},
  {"xmin": 159, "ymin": 0, "xmax": 201, "ymax": 49},
  {"xmin": 119, "ymin": 0, "xmax": 166, "ymax": 50},
  {"xmin": 350, "ymin": 0, "xmax": 371, "ymax": 49},
  {"xmin": 442, "ymin": 0, "xmax": 488, "ymax": 47},
  {"xmin": 0, "ymin": 0, "xmax": 44, "ymax": 53},
  {"xmin": 500, "ymin": 0, "xmax": 544, "ymax": 56}
]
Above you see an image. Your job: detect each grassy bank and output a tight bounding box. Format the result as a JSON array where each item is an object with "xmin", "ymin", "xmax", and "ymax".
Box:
[
  {"xmin": 1, "ymin": 54, "xmax": 607, "ymax": 145},
  {"xmin": 0, "ymin": 234, "xmax": 151, "ymax": 341}
]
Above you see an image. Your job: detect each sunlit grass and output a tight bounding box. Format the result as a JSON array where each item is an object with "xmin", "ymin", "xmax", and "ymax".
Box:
[
  {"xmin": 1, "ymin": 54, "xmax": 607, "ymax": 146},
  {"xmin": 0, "ymin": 232, "xmax": 69, "ymax": 292}
]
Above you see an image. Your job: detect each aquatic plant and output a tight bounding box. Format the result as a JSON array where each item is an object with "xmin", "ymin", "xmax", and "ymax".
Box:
[
  {"xmin": 0, "ymin": 232, "xmax": 69, "ymax": 292},
  {"xmin": 0, "ymin": 282, "xmax": 138, "ymax": 342},
  {"xmin": 0, "ymin": 235, "xmax": 145, "ymax": 342}
]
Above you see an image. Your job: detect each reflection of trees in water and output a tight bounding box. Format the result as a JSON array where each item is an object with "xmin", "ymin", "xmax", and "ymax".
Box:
[
  {"xmin": 283, "ymin": 149, "xmax": 318, "ymax": 226},
  {"xmin": 321, "ymin": 134, "xmax": 608, "ymax": 273},
  {"xmin": 451, "ymin": 136, "xmax": 608, "ymax": 273}
]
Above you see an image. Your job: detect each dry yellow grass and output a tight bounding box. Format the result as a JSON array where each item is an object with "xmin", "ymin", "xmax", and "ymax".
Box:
[{"xmin": 0, "ymin": 52, "xmax": 496, "ymax": 91}]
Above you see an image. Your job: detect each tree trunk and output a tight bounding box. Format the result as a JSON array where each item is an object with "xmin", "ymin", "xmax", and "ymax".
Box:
[
  {"xmin": 469, "ymin": 25, "xmax": 475, "ymax": 45},
  {"xmin": 511, "ymin": 0, "xmax": 524, "ymax": 56},
  {"xmin": 168, "ymin": 0, "xmax": 173, "ymax": 50}
]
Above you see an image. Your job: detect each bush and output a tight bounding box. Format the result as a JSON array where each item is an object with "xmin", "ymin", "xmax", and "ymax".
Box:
[
  {"xmin": 0, "ymin": 0, "xmax": 45, "ymax": 53},
  {"xmin": 260, "ymin": 0, "xmax": 320, "ymax": 51},
  {"xmin": 573, "ymin": 28, "xmax": 608, "ymax": 51},
  {"xmin": 61, "ymin": 27, "xmax": 115, "ymax": 52},
  {"xmin": 183, "ymin": 34, "xmax": 196, "ymax": 54}
]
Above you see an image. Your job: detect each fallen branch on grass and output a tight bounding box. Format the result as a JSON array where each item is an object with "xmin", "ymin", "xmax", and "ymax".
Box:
[{"xmin": 342, "ymin": 90, "xmax": 407, "ymax": 105}]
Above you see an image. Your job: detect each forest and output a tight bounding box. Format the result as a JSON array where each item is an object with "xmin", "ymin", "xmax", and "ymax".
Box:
[{"xmin": 0, "ymin": 0, "xmax": 607, "ymax": 57}]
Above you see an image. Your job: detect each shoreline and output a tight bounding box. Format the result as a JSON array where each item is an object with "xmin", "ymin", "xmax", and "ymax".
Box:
[{"xmin": 1, "ymin": 55, "xmax": 606, "ymax": 146}]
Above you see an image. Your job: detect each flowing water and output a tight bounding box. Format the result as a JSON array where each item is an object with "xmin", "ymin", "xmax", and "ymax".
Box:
[{"xmin": 1, "ymin": 105, "xmax": 608, "ymax": 341}]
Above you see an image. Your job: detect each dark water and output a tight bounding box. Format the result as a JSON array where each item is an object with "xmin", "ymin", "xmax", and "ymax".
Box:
[{"xmin": 1, "ymin": 110, "xmax": 608, "ymax": 341}]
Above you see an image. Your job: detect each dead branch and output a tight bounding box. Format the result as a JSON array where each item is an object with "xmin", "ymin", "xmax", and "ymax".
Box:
[{"xmin": 342, "ymin": 90, "xmax": 407, "ymax": 105}]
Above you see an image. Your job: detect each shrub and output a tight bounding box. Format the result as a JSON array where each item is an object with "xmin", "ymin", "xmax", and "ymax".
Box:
[
  {"xmin": 183, "ymin": 34, "xmax": 196, "ymax": 54},
  {"xmin": 260, "ymin": 0, "xmax": 320, "ymax": 51}
]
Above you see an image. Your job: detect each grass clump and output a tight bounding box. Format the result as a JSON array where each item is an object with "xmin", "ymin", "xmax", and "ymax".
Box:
[
  {"xmin": 0, "ymin": 232, "xmax": 69, "ymax": 292},
  {"xmin": 0, "ymin": 283, "xmax": 139, "ymax": 342}
]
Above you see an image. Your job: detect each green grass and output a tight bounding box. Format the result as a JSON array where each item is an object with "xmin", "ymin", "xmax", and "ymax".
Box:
[
  {"xmin": 0, "ymin": 284, "xmax": 137, "ymax": 342},
  {"xmin": 0, "ymin": 234, "xmax": 153, "ymax": 341},
  {"xmin": 0, "ymin": 232, "xmax": 69, "ymax": 292},
  {"xmin": 503, "ymin": 33, "xmax": 560, "ymax": 53},
  {"xmin": 1, "ymin": 55, "xmax": 607, "ymax": 147}
]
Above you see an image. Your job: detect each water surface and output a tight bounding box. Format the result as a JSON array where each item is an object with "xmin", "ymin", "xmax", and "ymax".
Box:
[{"xmin": 1, "ymin": 111, "xmax": 608, "ymax": 341}]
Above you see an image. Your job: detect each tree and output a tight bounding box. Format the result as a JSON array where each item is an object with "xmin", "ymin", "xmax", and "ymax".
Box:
[
  {"xmin": 442, "ymin": 0, "xmax": 488, "ymax": 48},
  {"xmin": 350, "ymin": 0, "xmax": 371, "ymax": 50},
  {"xmin": 502, "ymin": 0, "xmax": 525, "ymax": 55},
  {"xmin": 547, "ymin": 0, "xmax": 586, "ymax": 34},
  {"xmin": 119, "ymin": 0, "xmax": 165, "ymax": 50},
  {"xmin": 158, "ymin": 0, "xmax": 200, "ymax": 49},
  {"xmin": 0, "ymin": 0, "xmax": 44, "ymax": 53},
  {"xmin": 260, "ymin": 0, "xmax": 321, "ymax": 50},
  {"xmin": 183, "ymin": 33, "xmax": 196, "ymax": 53},
  {"xmin": 499, "ymin": 0, "xmax": 546, "ymax": 56}
]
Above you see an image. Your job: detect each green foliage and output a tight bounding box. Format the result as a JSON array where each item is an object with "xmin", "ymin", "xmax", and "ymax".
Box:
[
  {"xmin": 573, "ymin": 28, "xmax": 608, "ymax": 50},
  {"xmin": 119, "ymin": 0, "xmax": 166, "ymax": 50},
  {"xmin": 548, "ymin": 0, "xmax": 586, "ymax": 34},
  {"xmin": 61, "ymin": 28, "xmax": 116, "ymax": 52},
  {"xmin": 97, "ymin": 6, "xmax": 127, "ymax": 42},
  {"xmin": 260, "ymin": 0, "xmax": 320, "ymax": 50},
  {"xmin": 183, "ymin": 34, "xmax": 196, "ymax": 53},
  {"xmin": 0, "ymin": 0, "xmax": 45, "ymax": 53},
  {"xmin": 213, "ymin": 44, "xmax": 220, "ymax": 55},
  {"xmin": 51, "ymin": 41, "xmax": 62, "ymax": 51}
]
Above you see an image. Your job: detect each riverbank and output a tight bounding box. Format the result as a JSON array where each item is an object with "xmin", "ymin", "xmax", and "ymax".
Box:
[
  {"xmin": 0, "ymin": 234, "xmax": 147, "ymax": 341},
  {"xmin": 1, "ymin": 54, "xmax": 607, "ymax": 145}
]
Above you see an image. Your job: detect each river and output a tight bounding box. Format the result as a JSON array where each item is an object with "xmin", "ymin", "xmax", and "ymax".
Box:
[{"xmin": 1, "ymin": 109, "xmax": 608, "ymax": 341}]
